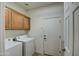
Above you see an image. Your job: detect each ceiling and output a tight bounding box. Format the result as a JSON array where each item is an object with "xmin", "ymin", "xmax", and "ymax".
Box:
[{"xmin": 14, "ymin": 2, "xmax": 56, "ymax": 10}]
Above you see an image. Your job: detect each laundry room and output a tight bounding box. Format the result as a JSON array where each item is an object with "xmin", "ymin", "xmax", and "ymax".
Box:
[
  {"xmin": 0, "ymin": 1, "xmax": 79, "ymax": 57},
  {"xmin": 4, "ymin": 2, "xmax": 64, "ymax": 56},
  {"xmin": 1, "ymin": 2, "xmax": 64, "ymax": 56}
]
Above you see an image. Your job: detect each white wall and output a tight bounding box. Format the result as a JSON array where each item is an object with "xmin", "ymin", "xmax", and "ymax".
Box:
[
  {"xmin": 28, "ymin": 3, "xmax": 64, "ymax": 54},
  {"xmin": 5, "ymin": 2, "xmax": 29, "ymax": 38},
  {"xmin": 5, "ymin": 30, "xmax": 29, "ymax": 38}
]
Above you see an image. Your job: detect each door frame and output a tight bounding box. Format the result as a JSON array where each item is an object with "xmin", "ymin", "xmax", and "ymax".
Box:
[
  {"xmin": 73, "ymin": 6, "xmax": 79, "ymax": 56},
  {"xmin": 0, "ymin": 2, "xmax": 5, "ymax": 56}
]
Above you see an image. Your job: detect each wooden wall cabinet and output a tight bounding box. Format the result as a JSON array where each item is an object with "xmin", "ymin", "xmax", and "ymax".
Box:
[
  {"xmin": 5, "ymin": 8, "xmax": 12, "ymax": 29},
  {"xmin": 11, "ymin": 10, "xmax": 24, "ymax": 30},
  {"xmin": 5, "ymin": 8, "xmax": 9, "ymax": 29},
  {"xmin": 23, "ymin": 17, "xmax": 30, "ymax": 30},
  {"xmin": 5, "ymin": 7, "xmax": 30, "ymax": 30}
]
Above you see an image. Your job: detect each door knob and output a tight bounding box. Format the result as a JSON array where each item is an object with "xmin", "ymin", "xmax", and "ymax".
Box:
[
  {"xmin": 44, "ymin": 38, "xmax": 47, "ymax": 39},
  {"xmin": 62, "ymin": 48, "xmax": 66, "ymax": 52},
  {"xmin": 44, "ymin": 35, "xmax": 47, "ymax": 37},
  {"xmin": 43, "ymin": 34, "xmax": 47, "ymax": 40},
  {"xmin": 59, "ymin": 35, "xmax": 61, "ymax": 39}
]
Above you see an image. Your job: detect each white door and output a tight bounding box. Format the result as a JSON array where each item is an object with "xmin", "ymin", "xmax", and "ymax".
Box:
[
  {"xmin": 41, "ymin": 17, "xmax": 64, "ymax": 56},
  {"xmin": 74, "ymin": 7, "xmax": 79, "ymax": 56},
  {"xmin": 64, "ymin": 2, "xmax": 79, "ymax": 56}
]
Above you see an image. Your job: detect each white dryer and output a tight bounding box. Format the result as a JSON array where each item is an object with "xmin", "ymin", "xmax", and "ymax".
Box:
[{"xmin": 16, "ymin": 36, "xmax": 35, "ymax": 56}]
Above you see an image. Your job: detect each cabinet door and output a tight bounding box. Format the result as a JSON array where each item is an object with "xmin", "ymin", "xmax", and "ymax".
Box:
[
  {"xmin": 8, "ymin": 8, "xmax": 12, "ymax": 29},
  {"xmin": 23, "ymin": 17, "xmax": 30, "ymax": 30},
  {"xmin": 5, "ymin": 8, "xmax": 9, "ymax": 29},
  {"xmin": 5, "ymin": 8, "xmax": 12, "ymax": 29},
  {"xmin": 12, "ymin": 11, "xmax": 24, "ymax": 30}
]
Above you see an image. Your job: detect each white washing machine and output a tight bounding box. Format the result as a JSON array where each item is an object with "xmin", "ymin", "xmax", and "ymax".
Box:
[
  {"xmin": 16, "ymin": 36, "xmax": 35, "ymax": 56},
  {"xmin": 5, "ymin": 39, "xmax": 22, "ymax": 56}
]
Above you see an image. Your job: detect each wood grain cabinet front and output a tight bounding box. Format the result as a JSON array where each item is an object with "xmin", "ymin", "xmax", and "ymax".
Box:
[
  {"xmin": 23, "ymin": 17, "xmax": 30, "ymax": 30},
  {"xmin": 11, "ymin": 11, "xmax": 24, "ymax": 30},
  {"xmin": 5, "ymin": 8, "xmax": 12, "ymax": 29},
  {"xmin": 5, "ymin": 8, "xmax": 9, "ymax": 29},
  {"xmin": 5, "ymin": 7, "xmax": 30, "ymax": 30}
]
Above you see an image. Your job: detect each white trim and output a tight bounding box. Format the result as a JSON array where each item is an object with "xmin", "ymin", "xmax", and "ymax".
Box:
[{"xmin": 0, "ymin": 2, "xmax": 5, "ymax": 56}]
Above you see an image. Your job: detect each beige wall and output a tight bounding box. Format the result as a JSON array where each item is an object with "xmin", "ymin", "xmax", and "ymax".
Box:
[{"xmin": 5, "ymin": 2, "xmax": 29, "ymax": 38}]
